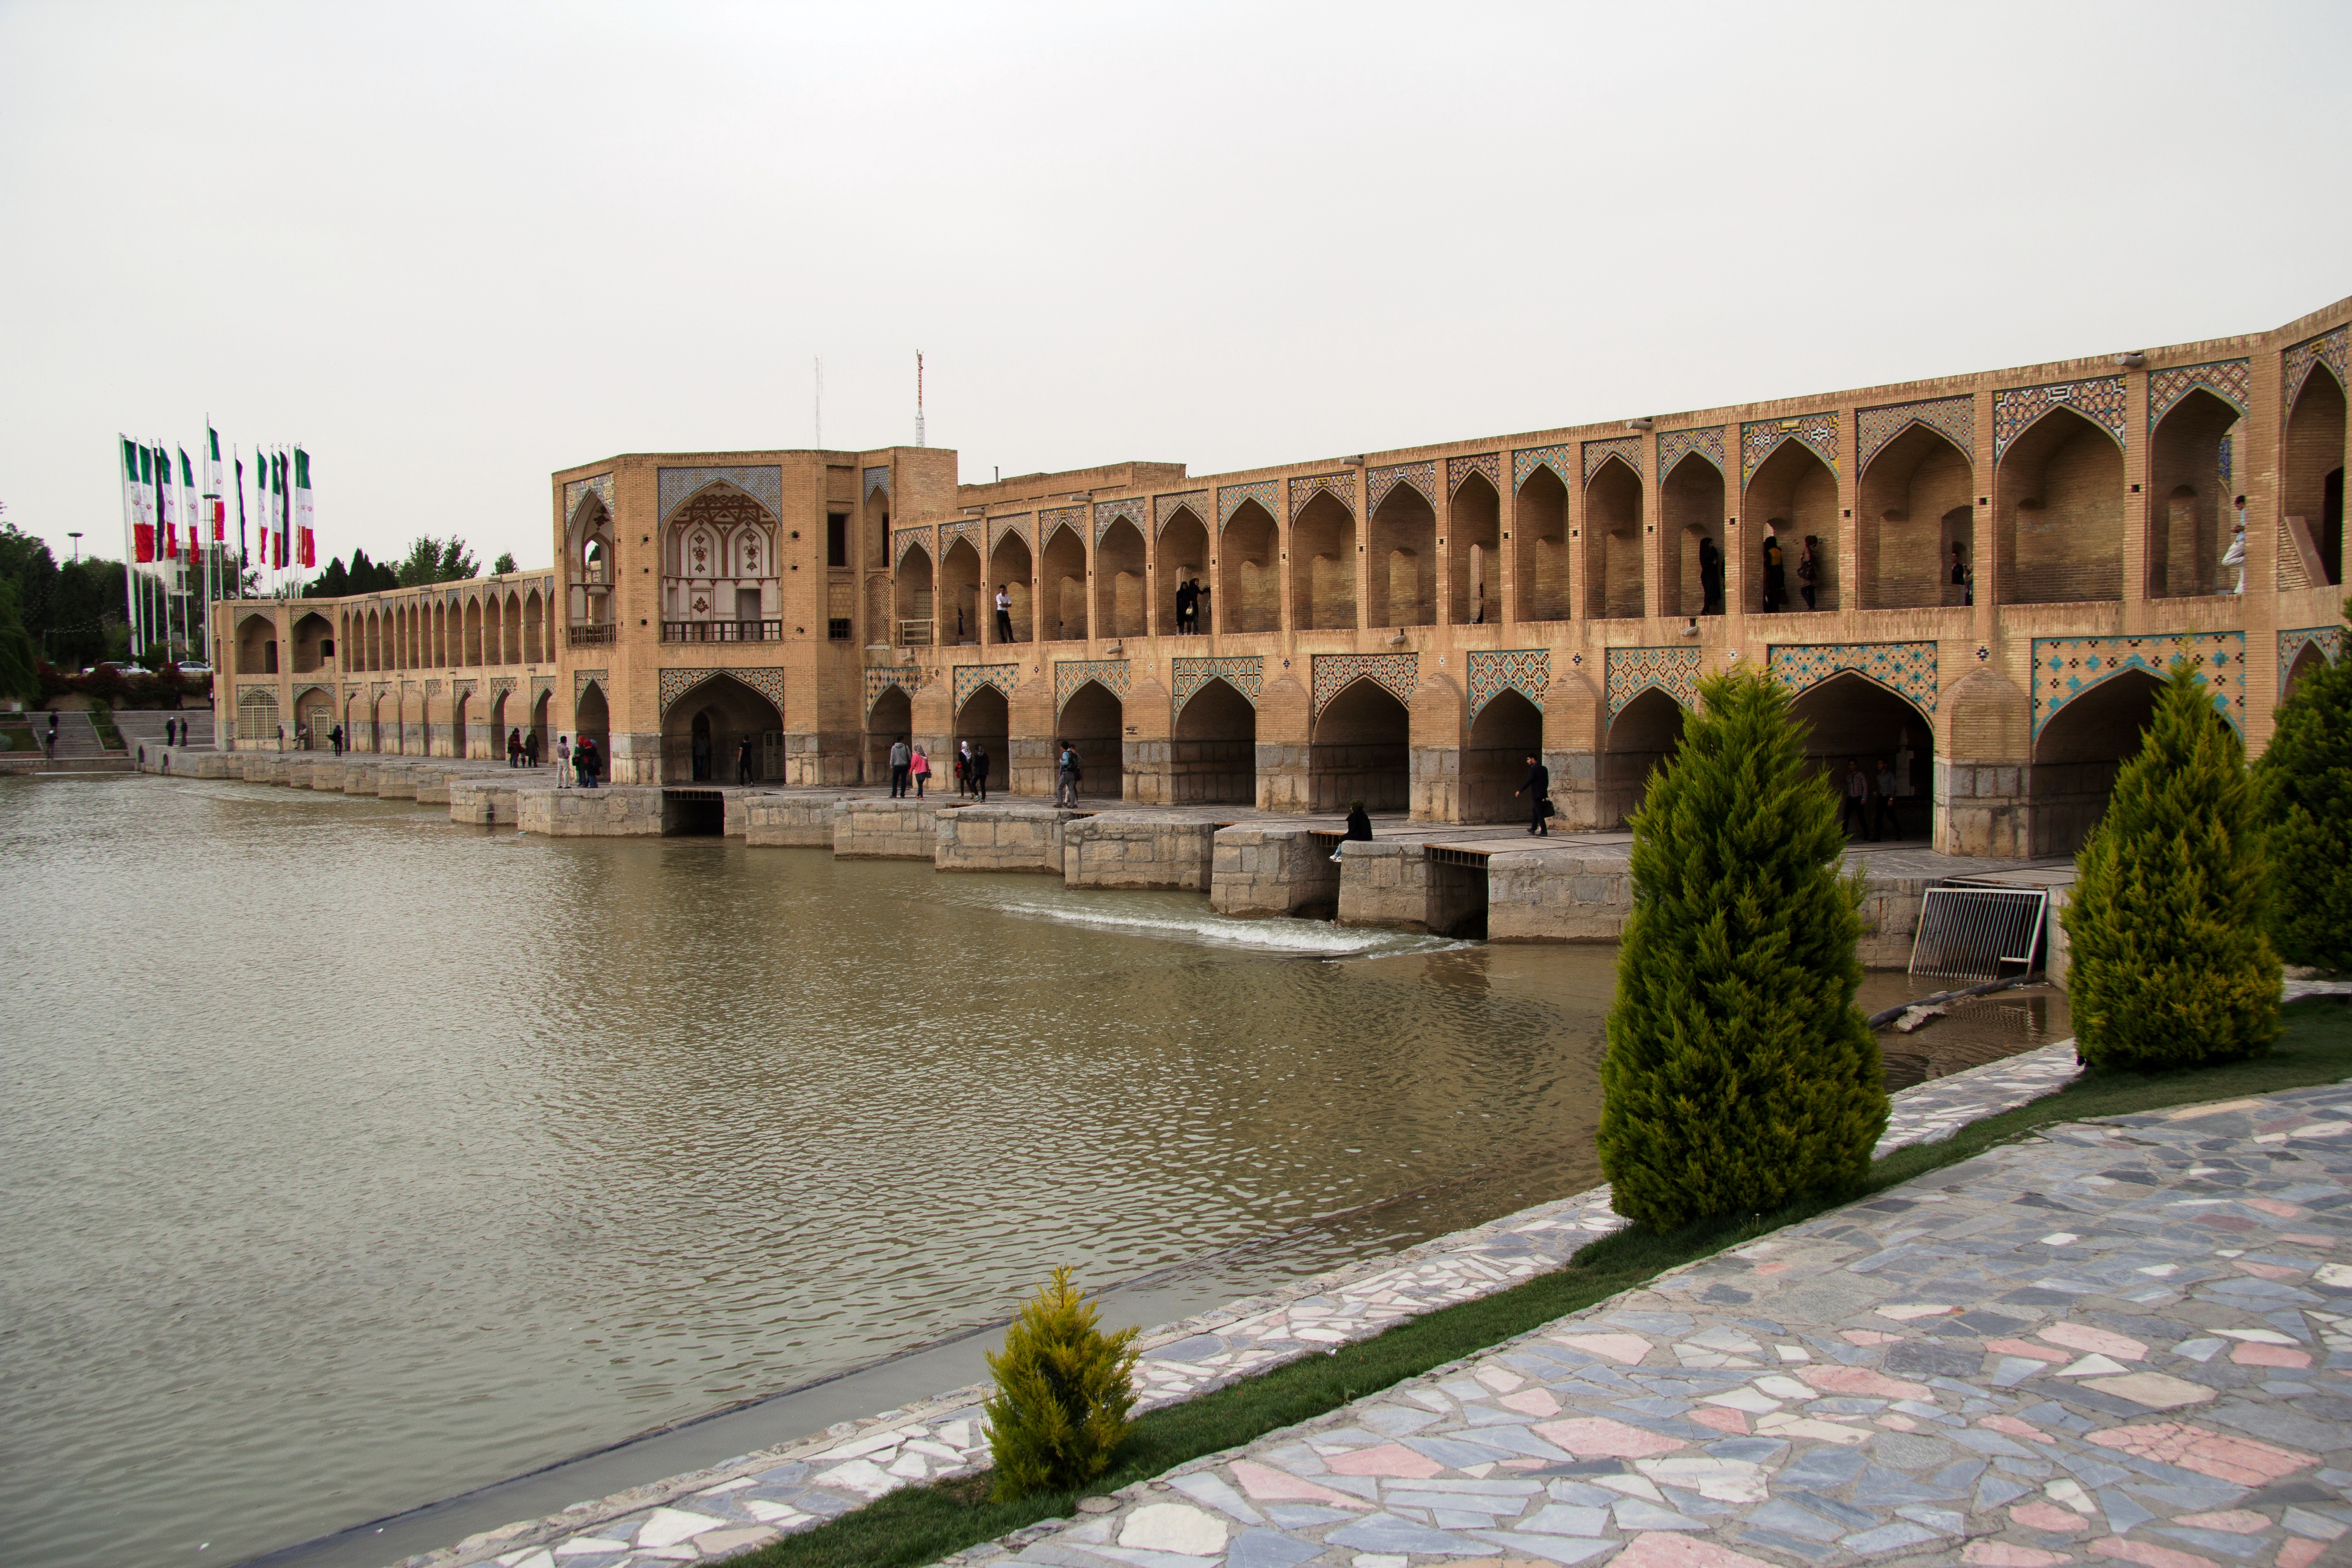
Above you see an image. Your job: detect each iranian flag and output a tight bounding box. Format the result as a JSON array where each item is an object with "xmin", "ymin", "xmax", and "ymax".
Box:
[
  {"xmin": 172, "ymin": 446, "xmax": 196, "ymax": 559},
  {"xmin": 294, "ymin": 447, "xmax": 315, "ymax": 568},
  {"xmin": 155, "ymin": 441, "xmax": 177, "ymax": 559},
  {"xmin": 122, "ymin": 436, "xmax": 156, "ymax": 563},
  {"xmin": 206, "ymin": 426, "xmax": 225, "ymax": 541},
  {"xmin": 272, "ymin": 450, "xmax": 289, "ymax": 568}
]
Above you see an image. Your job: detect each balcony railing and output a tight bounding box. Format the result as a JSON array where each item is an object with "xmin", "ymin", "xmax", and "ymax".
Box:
[
  {"xmin": 897, "ymin": 618, "xmax": 935, "ymax": 646},
  {"xmin": 662, "ymin": 619, "xmax": 785, "ymax": 643},
  {"xmin": 568, "ymin": 623, "xmax": 617, "ymax": 646}
]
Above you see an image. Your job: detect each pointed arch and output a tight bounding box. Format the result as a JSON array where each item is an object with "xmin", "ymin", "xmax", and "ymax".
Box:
[
  {"xmin": 2147, "ymin": 387, "xmax": 2242, "ymax": 598},
  {"xmin": 661, "ymin": 672, "xmax": 783, "ymax": 784},
  {"xmin": 1447, "ymin": 470, "xmax": 1500, "ymax": 627},
  {"xmin": 1170, "ymin": 676, "xmax": 1254, "ymax": 804},
  {"xmin": 1660, "ymin": 450, "xmax": 1726, "ymax": 617},
  {"xmin": 1220, "ymin": 498, "xmax": 1279, "ymax": 633},
  {"xmin": 1308, "ymin": 676, "xmax": 1408, "ymax": 812},
  {"xmin": 1996, "ymin": 405, "xmax": 2126, "ymax": 605},
  {"xmin": 1857, "ymin": 423, "xmax": 1974, "ymax": 609}
]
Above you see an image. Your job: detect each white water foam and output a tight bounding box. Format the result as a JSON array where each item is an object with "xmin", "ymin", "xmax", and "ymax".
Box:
[{"xmin": 989, "ymin": 897, "xmax": 1464, "ymax": 959}]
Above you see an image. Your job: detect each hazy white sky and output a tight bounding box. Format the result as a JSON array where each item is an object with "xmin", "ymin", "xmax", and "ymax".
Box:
[{"xmin": 3, "ymin": 0, "xmax": 2347, "ymax": 574}]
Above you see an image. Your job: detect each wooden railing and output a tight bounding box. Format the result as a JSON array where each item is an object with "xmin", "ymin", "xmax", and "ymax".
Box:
[{"xmin": 662, "ymin": 619, "xmax": 785, "ymax": 643}]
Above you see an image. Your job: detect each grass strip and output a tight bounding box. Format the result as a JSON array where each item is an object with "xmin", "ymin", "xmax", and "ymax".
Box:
[{"xmin": 740, "ymin": 999, "xmax": 2352, "ymax": 1568}]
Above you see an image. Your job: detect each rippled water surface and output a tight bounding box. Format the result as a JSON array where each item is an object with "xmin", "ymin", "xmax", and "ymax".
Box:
[{"xmin": 1, "ymin": 775, "xmax": 1653, "ymax": 1568}]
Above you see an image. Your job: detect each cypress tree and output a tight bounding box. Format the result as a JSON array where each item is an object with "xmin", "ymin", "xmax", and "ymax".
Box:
[
  {"xmin": 1597, "ymin": 666, "xmax": 1887, "ymax": 1233},
  {"xmin": 2254, "ymin": 602, "xmax": 2352, "ymax": 972},
  {"xmin": 983, "ymin": 1268, "xmax": 1139, "ymax": 1501},
  {"xmin": 2063, "ymin": 658, "xmax": 2279, "ymax": 1070}
]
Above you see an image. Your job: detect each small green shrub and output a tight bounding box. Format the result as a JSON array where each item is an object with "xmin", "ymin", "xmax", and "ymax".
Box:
[
  {"xmin": 983, "ymin": 1268, "xmax": 1139, "ymax": 1502},
  {"xmin": 2064, "ymin": 657, "xmax": 2279, "ymax": 1070},
  {"xmin": 1597, "ymin": 665, "xmax": 1888, "ymax": 1232},
  {"xmin": 2254, "ymin": 598, "xmax": 2352, "ymax": 972}
]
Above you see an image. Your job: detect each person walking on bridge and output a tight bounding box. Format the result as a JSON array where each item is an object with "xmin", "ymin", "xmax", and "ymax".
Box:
[
  {"xmin": 1840, "ymin": 759, "xmax": 1872, "ymax": 840},
  {"xmin": 1056, "ymin": 740, "xmax": 1081, "ymax": 807},
  {"xmin": 736, "ymin": 735, "xmax": 755, "ymax": 786},
  {"xmin": 911, "ymin": 744, "xmax": 931, "ymax": 799},
  {"xmin": 970, "ymin": 741, "xmax": 990, "ymax": 801},
  {"xmin": 1516, "ymin": 754, "xmax": 1552, "ymax": 836},
  {"xmin": 555, "ymin": 733, "xmax": 572, "ymax": 787},
  {"xmin": 888, "ymin": 735, "xmax": 911, "ymax": 798}
]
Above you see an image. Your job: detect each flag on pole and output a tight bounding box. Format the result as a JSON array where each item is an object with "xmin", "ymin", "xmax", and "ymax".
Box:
[
  {"xmin": 235, "ymin": 451, "xmax": 249, "ymax": 574},
  {"xmin": 174, "ymin": 446, "xmax": 196, "ymax": 560},
  {"xmin": 206, "ymin": 426, "xmax": 225, "ymax": 541},
  {"xmin": 122, "ymin": 436, "xmax": 157, "ymax": 563},
  {"xmin": 155, "ymin": 442, "xmax": 176, "ymax": 559},
  {"xmin": 272, "ymin": 450, "xmax": 289, "ymax": 570},
  {"xmin": 294, "ymin": 447, "xmax": 315, "ymax": 568}
]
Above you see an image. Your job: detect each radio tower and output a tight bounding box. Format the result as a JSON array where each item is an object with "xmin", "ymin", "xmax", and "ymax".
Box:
[{"xmin": 916, "ymin": 352, "xmax": 926, "ymax": 447}]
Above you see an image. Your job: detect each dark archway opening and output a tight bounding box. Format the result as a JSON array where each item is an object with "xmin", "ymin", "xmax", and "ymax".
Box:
[
  {"xmin": 1159, "ymin": 509, "xmax": 1211, "ymax": 635},
  {"xmin": 1310, "ymin": 679, "xmax": 1409, "ymax": 813},
  {"xmin": 2147, "ymin": 389, "xmax": 2240, "ymax": 599},
  {"xmin": 2285, "ymin": 371, "xmax": 2346, "ymax": 586},
  {"xmin": 1291, "ymin": 492, "xmax": 1357, "ymax": 631},
  {"xmin": 988, "ymin": 535, "xmax": 1033, "ymax": 645},
  {"xmin": 1516, "ymin": 465, "xmax": 1571, "ymax": 622},
  {"xmin": 1095, "ymin": 519, "xmax": 1146, "ymax": 639},
  {"xmin": 2030, "ymin": 670, "xmax": 2165, "ymax": 856},
  {"xmin": 1745, "ymin": 441, "xmax": 1838, "ymax": 612},
  {"xmin": 1857, "ymin": 425, "xmax": 1973, "ymax": 609},
  {"xmin": 1788, "ymin": 673, "xmax": 1935, "ymax": 844},
  {"xmin": 1448, "ymin": 473, "xmax": 1500, "ymax": 626},
  {"xmin": 575, "ymin": 682, "xmax": 610, "ymax": 780},
  {"xmin": 1366, "ymin": 484, "xmax": 1436, "ymax": 627},
  {"xmin": 955, "ymin": 686, "xmax": 1009, "ymax": 796},
  {"xmin": 1997, "ymin": 407, "xmax": 2125, "ymax": 605},
  {"xmin": 1221, "ymin": 501, "xmax": 1280, "ymax": 634},
  {"xmin": 866, "ymin": 687, "xmax": 911, "ymax": 784},
  {"xmin": 1462, "ymin": 689, "xmax": 1545, "ymax": 824},
  {"xmin": 1600, "ymin": 688, "xmax": 1685, "ymax": 825},
  {"xmin": 1583, "ymin": 461, "xmax": 1643, "ymax": 619},
  {"xmin": 1171, "ymin": 678, "xmax": 1255, "ymax": 804},
  {"xmin": 1058, "ymin": 681, "xmax": 1124, "ymax": 799},
  {"xmin": 1659, "ymin": 454, "xmax": 1725, "ymax": 617}
]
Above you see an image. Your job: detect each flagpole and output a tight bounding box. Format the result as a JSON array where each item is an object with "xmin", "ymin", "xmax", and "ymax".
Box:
[{"xmin": 118, "ymin": 437, "xmax": 136, "ymax": 663}]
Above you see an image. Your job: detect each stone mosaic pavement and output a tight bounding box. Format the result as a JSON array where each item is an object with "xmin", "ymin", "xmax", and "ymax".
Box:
[
  {"xmin": 951, "ymin": 1081, "xmax": 2352, "ymax": 1568},
  {"xmin": 416, "ymin": 1043, "xmax": 2094, "ymax": 1568}
]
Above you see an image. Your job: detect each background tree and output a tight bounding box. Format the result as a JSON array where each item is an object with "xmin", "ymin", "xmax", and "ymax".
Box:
[
  {"xmin": 395, "ymin": 536, "xmax": 480, "ymax": 587},
  {"xmin": 1597, "ymin": 666, "xmax": 1887, "ymax": 1232},
  {"xmin": 0, "ymin": 579, "xmax": 39, "ymax": 701},
  {"xmin": 0, "ymin": 522, "xmax": 124, "ymax": 667},
  {"xmin": 492, "ymin": 551, "xmax": 517, "ymax": 575},
  {"xmin": 2254, "ymin": 600, "xmax": 2352, "ymax": 971},
  {"xmin": 2064, "ymin": 659, "xmax": 2279, "ymax": 1069}
]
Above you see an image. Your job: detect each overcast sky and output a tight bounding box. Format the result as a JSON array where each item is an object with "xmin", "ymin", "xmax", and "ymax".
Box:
[{"xmin": 3, "ymin": 0, "xmax": 2347, "ymax": 574}]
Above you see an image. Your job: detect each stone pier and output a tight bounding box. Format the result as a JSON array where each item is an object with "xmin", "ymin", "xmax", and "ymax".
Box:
[
  {"xmin": 1209, "ymin": 824, "xmax": 1343, "ymax": 918},
  {"xmin": 339, "ymin": 760, "xmax": 379, "ymax": 794},
  {"xmin": 1334, "ymin": 841, "xmax": 1490, "ymax": 936},
  {"xmin": 448, "ymin": 779, "xmax": 524, "ymax": 826},
  {"xmin": 517, "ymin": 786, "xmax": 663, "ymax": 836},
  {"xmin": 742, "ymin": 793, "xmax": 845, "ymax": 847},
  {"xmin": 374, "ymin": 763, "xmax": 416, "ymax": 799},
  {"xmin": 1062, "ymin": 814, "xmax": 1220, "ymax": 891},
  {"xmin": 933, "ymin": 803, "xmax": 1079, "ymax": 875},
  {"xmin": 832, "ymin": 797, "xmax": 948, "ymax": 859}
]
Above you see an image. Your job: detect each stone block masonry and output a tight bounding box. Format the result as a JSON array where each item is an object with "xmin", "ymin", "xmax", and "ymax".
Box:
[
  {"xmin": 1063, "ymin": 814, "xmax": 1220, "ymax": 891},
  {"xmin": 933, "ymin": 802, "xmax": 1079, "ymax": 875},
  {"xmin": 1209, "ymin": 824, "xmax": 1342, "ymax": 917},
  {"xmin": 374, "ymin": 763, "xmax": 416, "ymax": 799},
  {"xmin": 518, "ymin": 786, "xmax": 664, "ymax": 837},
  {"xmin": 831, "ymin": 797, "xmax": 949, "ymax": 859},
  {"xmin": 338, "ymin": 760, "xmax": 379, "ymax": 794},
  {"xmin": 448, "ymin": 780, "xmax": 529, "ymax": 826},
  {"xmin": 741, "ymin": 793, "xmax": 845, "ymax": 847}
]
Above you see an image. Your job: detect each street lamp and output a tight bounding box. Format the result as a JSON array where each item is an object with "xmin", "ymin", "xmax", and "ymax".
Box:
[{"xmin": 67, "ymin": 532, "xmax": 82, "ymax": 562}]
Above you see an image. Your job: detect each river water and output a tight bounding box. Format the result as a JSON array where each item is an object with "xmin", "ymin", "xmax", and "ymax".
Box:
[{"xmin": 0, "ymin": 775, "xmax": 2063, "ymax": 1568}]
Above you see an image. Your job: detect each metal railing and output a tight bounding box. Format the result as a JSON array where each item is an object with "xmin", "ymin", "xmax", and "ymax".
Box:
[
  {"xmin": 1910, "ymin": 883, "xmax": 2048, "ymax": 981},
  {"xmin": 897, "ymin": 618, "xmax": 935, "ymax": 646},
  {"xmin": 568, "ymin": 624, "xmax": 617, "ymax": 646},
  {"xmin": 662, "ymin": 619, "xmax": 785, "ymax": 643}
]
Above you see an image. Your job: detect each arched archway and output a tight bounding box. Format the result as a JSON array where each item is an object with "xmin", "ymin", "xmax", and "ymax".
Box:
[
  {"xmin": 1291, "ymin": 491, "xmax": 1357, "ymax": 630},
  {"xmin": 1448, "ymin": 472, "xmax": 1500, "ymax": 626},
  {"xmin": 1517, "ymin": 465, "xmax": 1572, "ymax": 622},
  {"xmin": 529, "ymin": 689, "xmax": 550, "ymax": 763},
  {"xmin": 986, "ymin": 534, "xmax": 1034, "ymax": 646},
  {"xmin": 1057, "ymin": 680, "xmax": 1124, "ymax": 799},
  {"xmin": 1659, "ymin": 454, "xmax": 1725, "ymax": 617},
  {"xmin": 1159, "ymin": 507, "xmax": 1212, "ymax": 635},
  {"xmin": 1095, "ymin": 519, "xmax": 1146, "ymax": 639},
  {"xmin": 431, "ymin": 602, "xmax": 448, "ymax": 667},
  {"xmin": 2284, "ymin": 369, "xmax": 2345, "ymax": 586},
  {"xmin": 939, "ymin": 538, "xmax": 983, "ymax": 645},
  {"xmin": 663, "ymin": 483, "xmax": 782, "ymax": 641},
  {"xmin": 1583, "ymin": 461, "xmax": 1643, "ymax": 619},
  {"xmin": 502, "ymin": 593, "xmax": 522, "ymax": 663},
  {"xmin": 235, "ymin": 613, "xmax": 276, "ymax": 674},
  {"xmin": 2283, "ymin": 642, "xmax": 2332, "ymax": 703},
  {"xmin": 490, "ymin": 690, "xmax": 510, "ymax": 762},
  {"xmin": 1171, "ymin": 678, "xmax": 1255, "ymax": 803},
  {"xmin": 866, "ymin": 686, "xmax": 911, "ymax": 783},
  {"xmin": 895, "ymin": 542, "xmax": 936, "ymax": 646},
  {"xmin": 575, "ymin": 681, "xmax": 610, "ymax": 780},
  {"xmin": 1600, "ymin": 687, "xmax": 1685, "ymax": 825},
  {"xmin": 1745, "ymin": 441, "xmax": 1838, "ymax": 612},
  {"xmin": 663, "ymin": 674, "xmax": 783, "ymax": 784},
  {"xmin": 1366, "ymin": 483, "xmax": 1435, "ymax": 627},
  {"xmin": 1220, "ymin": 500, "xmax": 1279, "ymax": 633},
  {"xmin": 955, "ymin": 685, "xmax": 1009, "ymax": 794},
  {"xmin": 1310, "ymin": 679, "xmax": 1408, "ymax": 813},
  {"xmin": 2148, "ymin": 389, "xmax": 2242, "ymax": 598},
  {"xmin": 1858, "ymin": 425, "xmax": 1973, "ymax": 608},
  {"xmin": 1040, "ymin": 524, "xmax": 1087, "ymax": 642},
  {"xmin": 294, "ymin": 686, "xmax": 335, "ymax": 750},
  {"xmin": 1788, "ymin": 673, "xmax": 1935, "ymax": 842},
  {"xmin": 1462, "ymin": 689, "xmax": 1544, "ymax": 823},
  {"xmin": 1998, "ymin": 407, "xmax": 2126, "ymax": 604},
  {"xmin": 291, "ymin": 611, "xmax": 333, "ymax": 672},
  {"xmin": 450, "ymin": 689, "xmax": 470, "ymax": 757},
  {"xmin": 523, "ymin": 591, "xmax": 545, "ymax": 662},
  {"xmin": 462, "ymin": 599, "xmax": 484, "ymax": 666},
  {"xmin": 2030, "ymin": 669, "xmax": 2165, "ymax": 854}
]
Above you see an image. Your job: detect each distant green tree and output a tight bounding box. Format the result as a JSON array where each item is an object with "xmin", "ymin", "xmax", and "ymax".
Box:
[
  {"xmin": 492, "ymin": 551, "xmax": 517, "ymax": 575},
  {"xmin": 306, "ymin": 556, "xmax": 353, "ymax": 598},
  {"xmin": 395, "ymin": 536, "xmax": 480, "ymax": 587},
  {"xmin": 0, "ymin": 579, "xmax": 39, "ymax": 701},
  {"xmin": 1597, "ymin": 665, "xmax": 1888, "ymax": 1232},
  {"xmin": 2253, "ymin": 600, "xmax": 2352, "ymax": 971},
  {"xmin": 2064, "ymin": 658, "xmax": 2280, "ymax": 1070}
]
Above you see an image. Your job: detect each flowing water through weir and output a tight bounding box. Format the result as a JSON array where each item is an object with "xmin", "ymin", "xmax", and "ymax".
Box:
[{"xmin": 0, "ymin": 775, "xmax": 2066, "ymax": 1568}]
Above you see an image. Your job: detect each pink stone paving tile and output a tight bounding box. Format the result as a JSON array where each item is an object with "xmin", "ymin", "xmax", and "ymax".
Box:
[
  {"xmin": 2233, "ymin": 1260, "xmax": 2304, "ymax": 1280},
  {"xmin": 2244, "ymin": 1198, "xmax": 2306, "ymax": 1218},
  {"xmin": 1796, "ymin": 1365, "xmax": 1932, "ymax": 1400},
  {"xmin": 1963, "ymin": 1545, "xmax": 2074, "ymax": 1567},
  {"xmin": 2172, "ymin": 1510, "xmax": 2269, "ymax": 1534},
  {"xmin": 1553, "ymin": 1332, "xmax": 1653, "ymax": 1364},
  {"xmin": 2012, "ymin": 1502, "xmax": 2094, "ymax": 1533},
  {"xmin": 1225, "ymin": 1460, "xmax": 1372, "ymax": 1508},
  {"xmin": 1609, "ymin": 1534, "xmax": 1779, "ymax": 1568},
  {"xmin": 1988, "ymin": 1338, "xmax": 2073, "ymax": 1363},
  {"xmin": 1495, "ymin": 1388, "xmax": 1561, "ymax": 1417},
  {"xmin": 2280, "ymin": 1232, "xmax": 2333, "ymax": 1246},
  {"xmin": 1531, "ymin": 1416, "xmax": 1689, "ymax": 1459},
  {"xmin": 1980, "ymin": 1415, "xmax": 2058, "ymax": 1445},
  {"xmin": 1689, "ymin": 1407, "xmax": 1749, "ymax": 1435},
  {"xmin": 2041, "ymin": 1322, "xmax": 2149, "ymax": 1361},
  {"xmin": 2278, "ymin": 1539, "xmax": 2327, "ymax": 1568},
  {"xmin": 2084, "ymin": 1422, "xmax": 2315, "ymax": 1485},
  {"xmin": 2229, "ymin": 1341, "xmax": 2312, "ymax": 1368},
  {"xmin": 1323, "ymin": 1442, "xmax": 1444, "ymax": 1479},
  {"xmin": 1875, "ymin": 1303, "xmax": 1959, "ymax": 1321},
  {"xmin": 2088, "ymin": 1537, "xmax": 2222, "ymax": 1568},
  {"xmin": 2079, "ymin": 1372, "xmax": 2219, "ymax": 1409},
  {"xmin": 1839, "ymin": 1329, "xmax": 1901, "ymax": 1346}
]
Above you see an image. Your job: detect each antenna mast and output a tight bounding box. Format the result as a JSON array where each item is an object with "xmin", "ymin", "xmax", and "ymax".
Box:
[{"xmin": 916, "ymin": 351, "xmax": 926, "ymax": 448}]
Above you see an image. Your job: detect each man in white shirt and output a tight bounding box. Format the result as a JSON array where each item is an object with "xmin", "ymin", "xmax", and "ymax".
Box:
[{"xmin": 995, "ymin": 586, "xmax": 1014, "ymax": 643}]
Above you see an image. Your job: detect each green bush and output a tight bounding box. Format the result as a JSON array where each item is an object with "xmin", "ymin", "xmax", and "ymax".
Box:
[
  {"xmin": 2064, "ymin": 657, "xmax": 2278, "ymax": 1070},
  {"xmin": 2254, "ymin": 600, "xmax": 2352, "ymax": 972},
  {"xmin": 983, "ymin": 1268, "xmax": 1139, "ymax": 1502},
  {"xmin": 1597, "ymin": 665, "xmax": 1888, "ymax": 1232}
]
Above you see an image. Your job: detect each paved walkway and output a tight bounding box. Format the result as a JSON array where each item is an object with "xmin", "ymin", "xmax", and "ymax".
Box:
[
  {"xmin": 957, "ymin": 1081, "xmax": 2352, "ymax": 1568},
  {"xmin": 416, "ymin": 1045, "xmax": 2091, "ymax": 1568}
]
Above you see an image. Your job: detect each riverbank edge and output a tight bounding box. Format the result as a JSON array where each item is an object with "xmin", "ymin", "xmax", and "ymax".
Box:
[{"xmin": 391, "ymin": 1032, "xmax": 2099, "ymax": 1568}]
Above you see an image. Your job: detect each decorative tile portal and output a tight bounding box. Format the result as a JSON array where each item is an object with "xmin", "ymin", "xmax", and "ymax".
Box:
[
  {"xmin": 1467, "ymin": 649, "xmax": 1551, "ymax": 721},
  {"xmin": 1580, "ymin": 436, "xmax": 1642, "ymax": 485},
  {"xmin": 863, "ymin": 666, "xmax": 919, "ymax": 715},
  {"xmin": 1171, "ymin": 655, "xmax": 1264, "ymax": 711},
  {"xmin": 563, "ymin": 473, "xmax": 614, "ymax": 527},
  {"xmin": 1768, "ymin": 641, "xmax": 1941, "ymax": 715},
  {"xmin": 1288, "ymin": 473, "xmax": 1355, "ymax": 519},
  {"xmin": 1992, "ymin": 377, "xmax": 2129, "ymax": 460},
  {"xmin": 2148, "ymin": 358, "xmax": 2253, "ymax": 427},
  {"xmin": 892, "ymin": 526, "xmax": 934, "ymax": 567},
  {"xmin": 1092, "ymin": 497, "xmax": 1147, "ymax": 544},
  {"xmin": 2284, "ymin": 326, "xmax": 2349, "ymax": 406},
  {"xmin": 1054, "ymin": 659, "xmax": 1130, "ymax": 717},
  {"xmin": 1310, "ymin": 652, "xmax": 1418, "ymax": 720},
  {"xmin": 862, "ymin": 466, "xmax": 890, "ymax": 502},
  {"xmin": 659, "ymin": 667, "xmax": 790, "ymax": 720},
  {"xmin": 657, "ymin": 466, "xmax": 783, "ymax": 522},
  {"xmin": 2279, "ymin": 624, "xmax": 2344, "ymax": 692},
  {"xmin": 986, "ymin": 514, "xmax": 1032, "ymax": 553},
  {"xmin": 1604, "ymin": 645, "xmax": 1701, "ymax": 720},
  {"xmin": 1445, "ymin": 452, "xmax": 1499, "ymax": 495},
  {"xmin": 1217, "ymin": 480, "xmax": 1277, "ymax": 529},
  {"xmin": 1656, "ymin": 425, "xmax": 1726, "ymax": 479},
  {"xmin": 1741, "ymin": 412, "xmax": 1840, "ymax": 485},
  {"xmin": 2031, "ymin": 631, "xmax": 2245, "ymax": 739},
  {"xmin": 951, "ymin": 663, "xmax": 1020, "ymax": 712},
  {"xmin": 1154, "ymin": 491, "xmax": 1211, "ymax": 535},
  {"xmin": 1366, "ymin": 461, "xmax": 1435, "ymax": 511},
  {"xmin": 1039, "ymin": 506, "xmax": 1085, "ymax": 549},
  {"xmin": 937, "ymin": 519, "xmax": 980, "ymax": 556},
  {"xmin": 1856, "ymin": 397, "xmax": 1975, "ymax": 472},
  {"xmin": 1511, "ymin": 444, "xmax": 1573, "ymax": 492}
]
